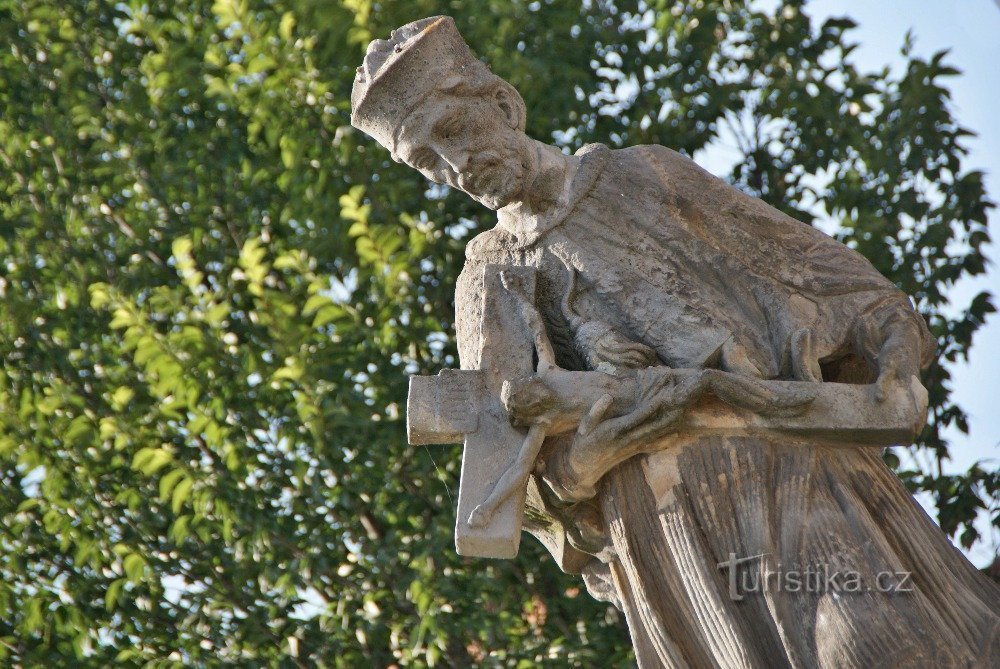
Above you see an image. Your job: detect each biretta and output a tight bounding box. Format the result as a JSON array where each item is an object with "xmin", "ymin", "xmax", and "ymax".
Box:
[{"xmin": 350, "ymin": 16, "xmax": 493, "ymax": 152}]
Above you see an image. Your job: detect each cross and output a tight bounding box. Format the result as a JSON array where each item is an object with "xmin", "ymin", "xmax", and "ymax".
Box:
[
  {"xmin": 407, "ymin": 264, "xmax": 929, "ymax": 559},
  {"xmin": 407, "ymin": 264, "xmax": 538, "ymax": 558}
]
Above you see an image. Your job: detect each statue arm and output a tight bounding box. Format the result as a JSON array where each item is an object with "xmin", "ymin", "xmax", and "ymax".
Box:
[
  {"xmin": 542, "ymin": 368, "xmax": 816, "ymax": 503},
  {"xmin": 852, "ymin": 296, "xmax": 933, "ymax": 402}
]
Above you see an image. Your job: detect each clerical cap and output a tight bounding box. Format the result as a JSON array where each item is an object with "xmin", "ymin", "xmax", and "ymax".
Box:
[{"xmin": 351, "ymin": 16, "xmax": 495, "ymax": 153}]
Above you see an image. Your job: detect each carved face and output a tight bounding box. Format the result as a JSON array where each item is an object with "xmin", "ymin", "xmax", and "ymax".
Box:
[{"xmin": 394, "ymin": 88, "xmax": 529, "ymax": 210}]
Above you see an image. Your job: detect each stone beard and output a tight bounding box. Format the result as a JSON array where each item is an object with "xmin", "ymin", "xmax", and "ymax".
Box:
[{"xmin": 353, "ymin": 15, "xmax": 1000, "ymax": 668}]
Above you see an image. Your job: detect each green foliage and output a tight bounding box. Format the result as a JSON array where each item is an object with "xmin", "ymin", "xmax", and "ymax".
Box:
[{"xmin": 0, "ymin": 0, "xmax": 994, "ymax": 665}]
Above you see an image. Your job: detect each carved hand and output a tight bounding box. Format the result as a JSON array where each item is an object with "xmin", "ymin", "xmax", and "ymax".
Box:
[
  {"xmin": 872, "ymin": 347, "xmax": 921, "ymax": 403},
  {"xmin": 543, "ymin": 369, "xmax": 699, "ymax": 502},
  {"xmin": 540, "ymin": 367, "xmax": 817, "ymax": 503}
]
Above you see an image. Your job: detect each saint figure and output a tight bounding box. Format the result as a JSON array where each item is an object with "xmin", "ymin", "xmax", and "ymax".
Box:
[{"xmin": 352, "ymin": 16, "xmax": 999, "ymax": 668}]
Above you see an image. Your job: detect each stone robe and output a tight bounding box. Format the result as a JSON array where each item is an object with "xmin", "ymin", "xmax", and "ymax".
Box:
[{"xmin": 454, "ymin": 144, "xmax": 999, "ymax": 667}]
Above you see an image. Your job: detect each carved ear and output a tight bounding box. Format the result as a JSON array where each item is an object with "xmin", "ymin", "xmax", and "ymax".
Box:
[{"xmin": 494, "ymin": 86, "xmax": 519, "ymax": 129}]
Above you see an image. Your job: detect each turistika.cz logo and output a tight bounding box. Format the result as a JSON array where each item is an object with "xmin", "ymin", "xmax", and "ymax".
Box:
[{"xmin": 716, "ymin": 553, "xmax": 914, "ymax": 601}]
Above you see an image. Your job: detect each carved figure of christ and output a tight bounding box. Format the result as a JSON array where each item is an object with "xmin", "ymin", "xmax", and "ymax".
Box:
[{"xmin": 408, "ymin": 263, "xmax": 929, "ymax": 557}]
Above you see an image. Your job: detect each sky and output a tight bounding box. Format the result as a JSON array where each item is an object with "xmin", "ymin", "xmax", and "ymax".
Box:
[
  {"xmin": 693, "ymin": 0, "xmax": 1000, "ymax": 565},
  {"xmin": 815, "ymin": 0, "xmax": 1000, "ymax": 565}
]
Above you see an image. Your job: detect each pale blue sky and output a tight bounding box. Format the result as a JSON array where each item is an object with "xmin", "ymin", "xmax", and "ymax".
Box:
[
  {"xmin": 694, "ymin": 0, "xmax": 999, "ymax": 565},
  {"xmin": 815, "ymin": 0, "xmax": 1000, "ymax": 565}
]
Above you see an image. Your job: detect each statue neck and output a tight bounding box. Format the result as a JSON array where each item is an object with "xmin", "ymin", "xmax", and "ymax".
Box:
[
  {"xmin": 494, "ymin": 142, "xmax": 582, "ymax": 244},
  {"xmin": 510, "ymin": 140, "xmax": 580, "ymax": 219}
]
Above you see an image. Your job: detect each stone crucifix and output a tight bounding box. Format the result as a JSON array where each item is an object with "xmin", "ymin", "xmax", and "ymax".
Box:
[
  {"xmin": 408, "ymin": 262, "xmax": 927, "ymax": 560},
  {"xmin": 352, "ymin": 16, "xmax": 999, "ymax": 668}
]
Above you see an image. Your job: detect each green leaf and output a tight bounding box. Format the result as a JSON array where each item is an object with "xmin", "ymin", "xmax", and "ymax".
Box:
[
  {"xmin": 170, "ymin": 515, "xmax": 191, "ymax": 544},
  {"xmin": 171, "ymin": 236, "xmax": 193, "ymax": 259},
  {"xmin": 247, "ymin": 55, "xmax": 277, "ymax": 75},
  {"xmin": 109, "ymin": 307, "xmax": 133, "ymax": 330},
  {"xmin": 172, "ymin": 477, "xmax": 194, "ymax": 514},
  {"xmin": 313, "ymin": 304, "xmax": 342, "ymax": 328},
  {"xmin": 64, "ymin": 415, "xmax": 94, "ymax": 445},
  {"xmin": 88, "ymin": 282, "xmax": 111, "ymax": 309},
  {"xmin": 23, "ymin": 597, "xmax": 45, "ymax": 633},
  {"xmin": 302, "ymin": 294, "xmax": 330, "ymax": 316},
  {"xmin": 159, "ymin": 468, "xmax": 187, "ymax": 502},
  {"xmin": 279, "ymin": 11, "xmax": 296, "ymax": 41},
  {"xmin": 105, "ymin": 578, "xmax": 126, "ymax": 612},
  {"xmin": 131, "ymin": 447, "xmax": 173, "ymax": 476},
  {"xmin": 123, "ymin": 554, "xmax": 146, "ymax": 583},
  {"xmin": 272, "ymin": 363, "xmax": 303, "ymax": 382},
  {"xmin": 111, "ymin": 386, "xmax": 134, "ymax": 410}
]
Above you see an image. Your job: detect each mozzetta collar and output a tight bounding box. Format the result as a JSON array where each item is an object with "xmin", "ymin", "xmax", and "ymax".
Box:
[{"xmin": 494, "ymin": 143, "xmax": 610, "ymax": 247}]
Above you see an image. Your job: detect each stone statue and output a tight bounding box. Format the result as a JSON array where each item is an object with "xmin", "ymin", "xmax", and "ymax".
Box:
[{"xmin": 352, "ymin": 16, "xmax": 999, "ymax": 667}]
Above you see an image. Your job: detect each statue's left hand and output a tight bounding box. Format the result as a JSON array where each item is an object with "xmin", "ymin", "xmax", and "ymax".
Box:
[{"xmin": 868, "ymin": 334, "xmax": 922, "ymax": 403}]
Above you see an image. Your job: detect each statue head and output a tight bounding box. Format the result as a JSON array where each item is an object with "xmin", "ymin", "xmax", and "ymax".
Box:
[
  {"xmin": 500, "ymin": 376, "xmax": 554, "ymax": 426},
  {"xmin": 351, "ymin": 16, "xmax": 531, "ymax": 210}
]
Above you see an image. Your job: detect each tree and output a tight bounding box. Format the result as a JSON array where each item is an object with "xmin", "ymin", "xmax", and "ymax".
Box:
[{"xmin": 0, "ymin": 0, "xmax": 993, "ymax": 665}]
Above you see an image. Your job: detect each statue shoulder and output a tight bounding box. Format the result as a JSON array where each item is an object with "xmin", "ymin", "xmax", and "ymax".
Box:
[
  {"xmin": 576, "ymin": 143, "xmax": 710, "ymax": 192},
  {"xmin": 621, "ymin": 143, "xmax": 715, "ymax": 182}
]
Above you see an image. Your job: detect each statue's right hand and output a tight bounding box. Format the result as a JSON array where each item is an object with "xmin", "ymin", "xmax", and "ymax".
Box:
[{"xmin": 542, "ymin": 370, "xmax": 696, "ymax": 503}]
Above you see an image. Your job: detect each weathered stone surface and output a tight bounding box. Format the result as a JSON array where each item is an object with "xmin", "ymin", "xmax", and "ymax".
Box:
[
  {"xmin": 410, "ymin": 334, "xmax": 930, "ymax": 554},
  {"xmin": 353, "ymin": 15, "xmax": 1000, "ymax": 668},
  {"xmin": 407, "ymin": 265, "xmax": 539, "ymax": 557},
  {"xmin": 406, "ymin": 370, "xmax": 483, "ymax": 446}
]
